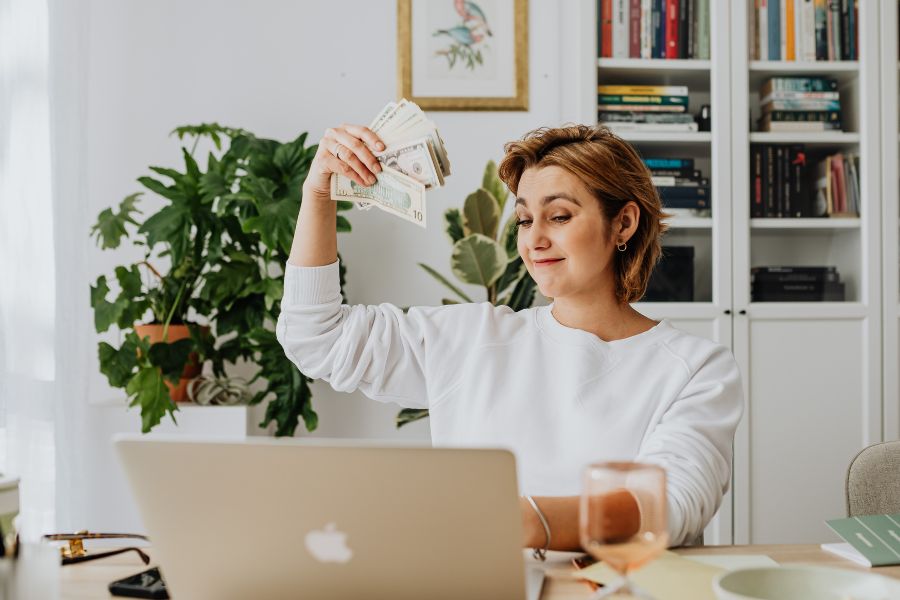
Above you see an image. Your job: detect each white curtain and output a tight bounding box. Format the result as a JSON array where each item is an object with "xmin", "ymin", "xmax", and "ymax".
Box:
[{"xmin": 0, "ymin": 0, "xmax": 89, "ymax": 539}]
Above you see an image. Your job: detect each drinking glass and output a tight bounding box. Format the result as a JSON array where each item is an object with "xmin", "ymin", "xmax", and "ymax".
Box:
[{"xmin": 579, "ymin": 462, "xmax": 668, "ymax": 599}]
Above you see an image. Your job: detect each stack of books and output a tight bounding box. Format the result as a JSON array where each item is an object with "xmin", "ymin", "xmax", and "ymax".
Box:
[
  {"xmin": 814, "ymin": 151, "xmax": 860, "ymax": 217},
  {"xmin": 599, "ymin": 85, "xmax": 696, "ymax": 132},
  {"xmin": 758, "ymin": 77, "xmax": 841, "ymax": 132},
  {"xmin": 643, "ymin": 157, "xmax": 710, "ymax": 212},
  {"xmin": 750, "ymin": 0, "xmax": 858, "ymax": 61},
  {"xmin": 598, "ymin": 0, "xmax": 711, "ymax": 59},
  {"xmin": 751, "ymin": 266, "xmax": 845, "ymax": 302},
  {"xmin": 750, "ymin": 144, "xmax": 811, "ymax": 217}
]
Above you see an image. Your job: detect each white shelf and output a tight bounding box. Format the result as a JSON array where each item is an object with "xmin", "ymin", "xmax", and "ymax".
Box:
[
  {"xmin": 749, "ymin": 60, "xmax": 859, "ymax": 72},
  {"xmin": 667, "ymin": 216, "xmax": 714, "ymax": 229},
  {"xmin": 747, "ymin": 302, "xmax": 869, "ymax": 320},
  {"xmin": 748, "ymin": 132, "xmax": 860, "ymax": 145},
  {"xmin": 750, "ymin": 218, "xmax": 861, "ymax": 229},
  {"xmin": 597, "ymin": 58, "xmax": 711, "ymax": 88},
  {"xmin": 617, "ymin": 131, "xmax": 711, "ymax": 145}
]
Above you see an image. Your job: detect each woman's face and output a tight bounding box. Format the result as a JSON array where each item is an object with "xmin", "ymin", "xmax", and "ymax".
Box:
[{"xmin": 514, "ymin": 165, "xmax": 618, "ymax": 301}]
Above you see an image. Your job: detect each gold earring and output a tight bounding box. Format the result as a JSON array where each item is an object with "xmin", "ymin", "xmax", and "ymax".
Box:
[{"xmin": 616, "ymin": 241, "xmax": 627, "ymax": 252}]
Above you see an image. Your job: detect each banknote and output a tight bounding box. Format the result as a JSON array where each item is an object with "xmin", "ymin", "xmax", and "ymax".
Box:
[
  {"xmin": 329, "ymin": 99, "xmax": 450, "ymax": 227},
  {"xmin": 331, "ymin": 165, "xmax": 426, "ymax": 228},
  {"xmin": 375, "ymin": 137, "xmax": 444, "ymax": 188}
]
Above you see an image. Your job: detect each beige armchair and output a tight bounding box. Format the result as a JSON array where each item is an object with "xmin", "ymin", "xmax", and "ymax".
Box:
[{"xmin": 845, "ymin": 440, "xmax": 900, "ymax": 517}]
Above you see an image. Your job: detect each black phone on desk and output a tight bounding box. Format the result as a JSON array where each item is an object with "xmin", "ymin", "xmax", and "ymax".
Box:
[{"xmin": 108, "ymin": 566, "xmax": 169, "ymax": 599}]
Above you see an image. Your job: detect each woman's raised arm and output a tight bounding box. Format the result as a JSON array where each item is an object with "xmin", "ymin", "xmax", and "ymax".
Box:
[{"xmin": 289, "ymin": 123, "xmax": 384, "ymax": 267}]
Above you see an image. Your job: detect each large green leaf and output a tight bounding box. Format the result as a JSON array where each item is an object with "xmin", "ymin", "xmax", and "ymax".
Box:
[
  {"xmin": 450, "ymin": 234, "xmax": 507, "ymax": 288},
  {"xmin": 98, "ymin": 339, "xmax": 138, "ymax": 388},
  {"xmin": 90, "ymin": 193, "xmax": 142, "ymax": 250},
  {"xmin": 137, "ymin": 175, "xmax": 186, "ymax": 203},
  {"xmin": 147, "ymin": 338, "xmax": 195, "ymax": 384},
  {"xmin": 498, "ymin": 212, "xmax": 520, "ymax": 259},
  {"xmin": 503, "ymin": 271, "xmax": 538, "ymax": 311},
  {"xmin": 91, "ymin": 276, "xmax": 122, "ymax": 333},
  {"xmin": 139, "ymin": 203, "xmax": 190, "ymax": 253},
  {"xmin": 418, "ymin": 263, "xmax": 473, "ymax": 303},
  {"xmin": 241, "ymin": 195, "xmax": 298, "ymax": 255},
  {"xmin": 444, "ymin": 208, "xmax": 465, "ymax": 243},
  {"xmin": 462, "ymin": 189, "xmax": 500, "ymax": 238},
  {"xmin": 494, "ymin": 257, "xmax": 526, "ymax": 299},
  {"xmin": 482, "ymin": 160, "xmax": 509, "ymax": 214},
  {"xmin": 126, "ymin": 366, "xmax": 176, "ymax": 433}
]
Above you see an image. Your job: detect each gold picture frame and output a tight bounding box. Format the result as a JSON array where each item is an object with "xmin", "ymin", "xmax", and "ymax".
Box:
[{"xmin": 397, "ymin": 0, "xmax": 529, "ymax": 111}]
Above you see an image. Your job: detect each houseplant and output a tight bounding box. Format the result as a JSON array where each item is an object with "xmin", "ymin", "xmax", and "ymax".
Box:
[
  {"xmin": 91, "ymin": 123, "xmax": 353, "ymax": 435},
  {"xmin": 397, "ymin": 161, "xmax": 538, "ymax": 427}
]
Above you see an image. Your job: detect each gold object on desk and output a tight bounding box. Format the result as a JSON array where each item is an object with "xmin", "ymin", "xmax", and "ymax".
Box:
[{"xmin": 43, "ymin": 531, "xmax": 150, "ymax": 566}]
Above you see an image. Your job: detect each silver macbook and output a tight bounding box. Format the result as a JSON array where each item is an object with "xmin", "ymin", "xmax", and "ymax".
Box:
[{"xmin": 115, "ymin": 435, "xmax": 537, "ymax": 600}]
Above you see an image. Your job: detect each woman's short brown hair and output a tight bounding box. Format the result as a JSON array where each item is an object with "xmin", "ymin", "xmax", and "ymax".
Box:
[{"xmin": 497, "ymin": 124, "xmax": 669, "ymax": 304}]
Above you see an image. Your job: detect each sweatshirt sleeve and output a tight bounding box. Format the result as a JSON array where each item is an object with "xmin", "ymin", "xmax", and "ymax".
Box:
[
  {"xmin": 276, "ymin": 261, "xmax": 464, "ymax": 409},
  {"xmin": 636, "ymin": 342, "xmax": 744, "ymax": 547}
]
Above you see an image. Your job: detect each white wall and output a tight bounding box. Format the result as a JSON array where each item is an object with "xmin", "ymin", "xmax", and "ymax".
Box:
[{"xmin": 78, "ymin": 0, "xmax": 579, "ymax": 530}]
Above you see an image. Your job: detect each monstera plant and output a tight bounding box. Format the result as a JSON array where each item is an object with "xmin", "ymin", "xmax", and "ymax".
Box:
[
  {"xmin": 397, "ymin": 161, "xmax": 538, "ymax": 427},
  {"xmin": 91, "ymin": 123, "xmax": 353, "ymax": 435}
]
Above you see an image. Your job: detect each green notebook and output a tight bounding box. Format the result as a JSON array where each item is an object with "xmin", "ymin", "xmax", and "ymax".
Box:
[{"xmin": 824, "ymin": 514, "xmax": 900, "ymax": 567}]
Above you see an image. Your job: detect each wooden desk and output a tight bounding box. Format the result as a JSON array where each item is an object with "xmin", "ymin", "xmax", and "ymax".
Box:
[{"xmin": 59, "ymin": 545, "xmax": 900, "ymax": 599}]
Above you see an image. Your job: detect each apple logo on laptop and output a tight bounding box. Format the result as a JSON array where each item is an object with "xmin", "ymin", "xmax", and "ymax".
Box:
[{"xmin": 304, "ymin": 522, "xmax": 353, "ymax": 563}]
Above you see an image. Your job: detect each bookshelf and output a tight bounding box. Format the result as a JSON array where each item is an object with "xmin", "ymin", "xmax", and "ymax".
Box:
[
  {"xmin": 881, "ymin": 0, "xmax": 900, "ymax": 443},
  {"xmin": 577, "ymin": 0, "xmax": 887, "ymax": 546}
]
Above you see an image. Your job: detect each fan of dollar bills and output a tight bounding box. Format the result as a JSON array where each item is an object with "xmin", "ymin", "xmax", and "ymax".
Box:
[{"xmin": 329, "ymin": 99, "xmax": 451, "ymax": 228}]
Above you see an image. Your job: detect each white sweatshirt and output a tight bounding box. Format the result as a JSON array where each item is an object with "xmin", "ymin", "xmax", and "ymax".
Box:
[{"xmin": 277, "ymin": 261, "xmax": 743, "ymax": 546}]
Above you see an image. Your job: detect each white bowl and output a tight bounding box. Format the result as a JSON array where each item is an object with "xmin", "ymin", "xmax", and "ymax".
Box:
[{"xmin": 714, "ymin": 566, "xmax": 900, "ymax": 600}]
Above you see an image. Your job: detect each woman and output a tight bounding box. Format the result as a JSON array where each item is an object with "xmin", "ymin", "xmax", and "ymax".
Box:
[{"xmin": 277, "ymin": 122, "xmax": 743, "ymax": 553}]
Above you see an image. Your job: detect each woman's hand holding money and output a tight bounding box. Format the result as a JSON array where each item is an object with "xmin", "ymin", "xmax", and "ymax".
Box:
[{"xmin": 303, "ymin": 123, "xmax": 385, "ymax": 200}]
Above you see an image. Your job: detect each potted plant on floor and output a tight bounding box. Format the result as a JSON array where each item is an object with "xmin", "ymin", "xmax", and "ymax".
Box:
[
  {"xmin": 397, "ymin": 161, "xmax": 538, "ymax": 427},
  {"xmin": 91, "ymin": 123, "xmax": 353, "ymax": 434}
]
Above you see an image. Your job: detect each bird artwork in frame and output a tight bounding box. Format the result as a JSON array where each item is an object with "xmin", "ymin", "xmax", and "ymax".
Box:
[{"xmin": 397, "ymin": 0, "xmax": 529, "ymax": 110}]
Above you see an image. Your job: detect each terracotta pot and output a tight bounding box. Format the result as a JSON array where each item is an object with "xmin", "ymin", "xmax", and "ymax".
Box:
[{"xmin": 133, "ymin": 324, "xmax": 210, "ymax": 403}]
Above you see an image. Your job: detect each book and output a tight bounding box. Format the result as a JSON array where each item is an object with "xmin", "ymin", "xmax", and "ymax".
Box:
[
  {"xmin": 648, "ymin": 167, "xmax": 701, "ymax": 178},
  {"xmin": 839, "ymin": 0, "xmax": 850, "ymax": 60},
  {"xmin": 613, "ymin": 0, "xmax": 629, "ymax": 58},
  {"xmin": 814, "ymin": 0, "xmax": 827, "ymax": 59},
  {"xmin": 644, "ymin": 157, "xmax": 694, "ymax": 169},
  {"xmin": 679, "ymin": 0, "xmax": 690, "ymax": 59},
  {"xmin": 629, "ymin": 0, "xmax": 642, "ymax": 57},
  {"xmin": 824, "ymin": 514, "xmax": 900, "ymax": 567},
  {"xmin": 600, "ymin": 0, "xmax": 613, "ymax": 57},
  {"xmin": 599, "ymin": 104, "xmax": 688, "ymax": 112},
  {"xmin": 758, "ymin": 118, "xmax": 842, "ymax": 132},
  {"xmin": 760, "ymin": 90, "xmax": 840, "ymax": 102},
  {"xmin": 788, "ymin": 144, "xmax": 808, "ymax": 217},
  {"xmin": 652, "ymin": 0, "xmax": 664, "ymax": 58},
  {"xmin": 604, "ymin": 122, "xmax": 699, "ymax": 132},
  {"xmin": 599, "ymin": 110, "xmax": 695, "ymax": 122},
  {"xmin": 760, "ymin": 76, "xmax": 838, "ymax": 94},
  {"xmin": 598, "ymin": 94, "xmax": 689, "ymax": 105},
  {"xmin": 598, "ymin": 85, "xmax": 690, "ymax": 95},
  {"xmin": 696, "ymin": 0, "xmax": 709, "ymax": 58},
  {"xmin": 759, "ymin": 0, "xmax": 769, "ymax": 60},
  {"xmin": 785, "ymin": 0, "xmax": 795, "ymax": 60},
  {"xmin": 751, "ymin": 265, "xmax": 838, "ymax": 274},
  {"xmin": 752, "ymin": 281, "xmax": 845, "ymax": 301},
  {"xmin": 762, "ymin": 110, "xmax": 840, "ymax": 122},
  {"xmin": 768, "ymin": 0, "xmax": 781, "ymax": 60},
  {"xmin": 761, "ymin": 99, "xmax": 841, "ymax": 111},
  {"xmin": 641, "ymin": 0, "xmax": 653, "ymax": 58},
  {"xmin": 751, "ymin": 145, "xmax": 764, "ymax": 217},
  {"xmin": 800, "ymin": 0, "xmax": 816, "ymax": 61},
  {"xmin": 665, "ymin": 0, "xmax": 679, "ymax": 58},
  {"xmin": 651, "ymin": 175, "xmax": 708, "ymax": 186}
]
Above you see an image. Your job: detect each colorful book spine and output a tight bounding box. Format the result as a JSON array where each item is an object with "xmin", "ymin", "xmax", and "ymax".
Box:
[
  {"xmin": 696, "ymin": 0, "xmax": 710, "ymax": 58},
  {"xmin": 599, "ymin": 85, "xmax": 690, "ymax": 95},
  {"xmin": 762, "ymin": 99, "xmax": 841, "ymax": 111},
  {"xmin": 652, "ymin": 0, "xmax": 665, "ymax": 58},
  {"xmin": 612, "ymin": 0, "xmax": 629, "ymax": 58},
  {"xmin": 759, "ymin": 0, "xmax": 769, "ymax": 60},
  {"xmin": 601, "ymin": 0, "xmax": 613, "ymax": 57},
  {"xmin": 760, "ymin": 90, "xmax": 840, "ymax": 101},
  {"xmin": 768, "ymin": 0, "xmax": 781, "ymax": 60},
  {"xmin": 800, "ymin": 0, "xmax": 816, "ymax": 61},
  {"xmin": 785, "ymin": 0, "xmax": 795, "ymax": 61},
  {"xmin": 644, "ymin": 157, "xmax": 694, "ymax": 169},
  {"xmin": 665, "ymin": 0, "xmax": 679, "ymax": 59},
  {"xmin": 598, "ymin": 104, "xmax": 687, "ymax": 112},
  {"xmin": 641, "ymin": 0, "xmax": 653, "ymax": 58},
  {"xmin": 761, "ymin": 76, "xmax": 837, "ymax": 93},
  {"xmin": 598, "ymin": 94, "xmax": 689, "ymax": 105},
  {"xmin": 814, "ymin": 0, "xmax": 827, "ymax": 59},
  {"xmin": 629, "ymin": 0, "xmax": 642, "ymax": 57}
]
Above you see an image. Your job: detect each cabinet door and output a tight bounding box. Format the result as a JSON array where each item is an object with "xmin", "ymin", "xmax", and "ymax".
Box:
[{"xmin": 733, "ymin": 312, "xmax": 881, "ymax": 543}]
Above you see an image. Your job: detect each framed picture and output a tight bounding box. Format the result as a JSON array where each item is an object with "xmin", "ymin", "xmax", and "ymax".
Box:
[{"xmin": 397, "ymin": 0, "xmax": 529, "ymax": 111}]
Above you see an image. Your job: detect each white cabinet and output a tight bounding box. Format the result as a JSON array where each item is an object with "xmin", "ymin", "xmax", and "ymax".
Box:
[{"xmin": 572, "ymin": 0, "xmax": 888, "ymax": 544}]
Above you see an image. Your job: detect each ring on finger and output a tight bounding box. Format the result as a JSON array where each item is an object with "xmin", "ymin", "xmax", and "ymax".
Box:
[{"xmin": 332, "ymin": 142, "xmax": 345, "ymax": 161}]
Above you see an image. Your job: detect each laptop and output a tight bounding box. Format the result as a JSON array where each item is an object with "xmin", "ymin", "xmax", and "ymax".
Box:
[{"xmin": 115, "ymin": 435, "xmax": 543, "ymax": 600}]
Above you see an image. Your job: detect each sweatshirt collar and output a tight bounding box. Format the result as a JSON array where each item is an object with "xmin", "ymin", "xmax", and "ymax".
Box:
[{"xmin": 536, "ymin": 305, "xmax": 670, "ymax": 351}]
